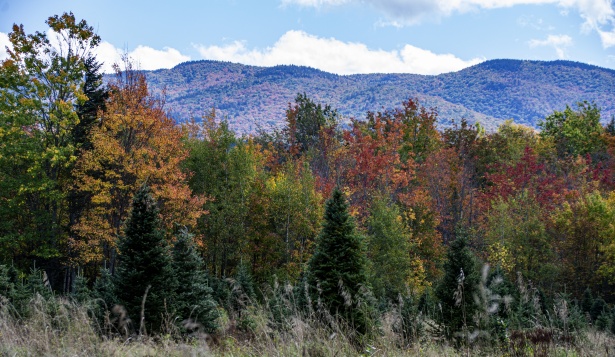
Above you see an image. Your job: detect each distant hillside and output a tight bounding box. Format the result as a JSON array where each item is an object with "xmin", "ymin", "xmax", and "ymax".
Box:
[{"xmin": 141, "ymin": 59, "xmax": 615, "ymax": 134}]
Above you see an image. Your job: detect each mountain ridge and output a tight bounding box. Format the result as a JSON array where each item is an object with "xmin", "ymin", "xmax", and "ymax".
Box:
[{"xmin": 140, "ymin": 59, "xmax": 615, "ymax": 134}]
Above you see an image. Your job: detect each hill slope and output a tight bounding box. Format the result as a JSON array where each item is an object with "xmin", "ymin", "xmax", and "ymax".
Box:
[{"xmin": 142, "ymin": 59, "xmax": 615, "ymax": 134}]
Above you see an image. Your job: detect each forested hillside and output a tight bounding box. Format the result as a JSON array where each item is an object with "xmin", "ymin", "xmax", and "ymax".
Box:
[
  {"xmin": 4, "ymin": 13, "xmax": 615, "ymax": 356},
  {"xmin": 144, "ymin": 59, "xmax": 615, "ymax": 134}
]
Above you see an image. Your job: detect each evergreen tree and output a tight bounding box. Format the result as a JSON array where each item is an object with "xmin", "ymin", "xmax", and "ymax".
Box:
[
  {"xmin": 590, "ymin": 297, "xmax": 608, "ymax": 322},
  {"xmin": 73, "ymin": 56, "xmax": 108, "ymax": 151},
  {"xmin": 581, "ymin": 288, "xmax": 594, "ymax": 316},
  {"xmin": 171, "ymin": 227, "xmax": 219, "ymax": 333},
  {"xmin": 306, "ymin": 188, "xmax": 374, "ymax": 336},
  {"xmin": 70, "ymin": 273, "xmax": 92, "ymax": 303},
  {"xmin": 435, "ymin": 229, "xmax": 480, "ymax": 340},
  {"xmin": 114, "ymin": 184, "xmax": 174, "ymax": 333},
  {"xmin": 92, "ymin": 267, "xmax": 117, "ymax": 326},
  {"xmin": 230, "ymin": 262, "xmax": 256, "ymax": 313},
  {"xmin": 0, "ymin": 264, "xmax": 16, "ymax": 300}
]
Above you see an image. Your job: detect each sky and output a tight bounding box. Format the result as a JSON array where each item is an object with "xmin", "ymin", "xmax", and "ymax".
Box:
[{"xmin": 1, "ymin": 0, "xmax": 615, "ymax": 75}]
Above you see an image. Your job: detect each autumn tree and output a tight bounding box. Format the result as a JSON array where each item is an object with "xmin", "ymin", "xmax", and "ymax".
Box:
[
  {"xmin": 551, "ymin": 191, "xmax": 615, "ymax": 298},
  {"xmin": 369, "ymin": 98, "xmax": 440, "ymax": 164},
  {"xmin": 0, "ymin": 13, "xmax": 101, "ymax": 289},
  {"xmin": 73, "ymin": 63, "xmax": 204, "ymax": 272},
  {"xmin": 343, "ymin": 114, "xmax": 414, "ymax": 220},
  {"xmin": 482, "ymin": 190, "xmax": 557, "ymax": 288},
  {"xmin": 473, "ymin": 120, "xmax": 540, "ymax": 187}
]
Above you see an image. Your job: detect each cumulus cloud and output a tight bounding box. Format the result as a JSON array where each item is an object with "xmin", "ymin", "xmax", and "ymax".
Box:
[
  {"xmin": 0, "ymin": 32, "xmax": 11, "ymax": 61},
  {"xmin": 195, "ymin": 30, "xmax": 482, "ymax": 75},
  {"xmin": 528, "ymin": 34, "xmax": 573, "ymax": 58},
  {"xmin": 284, "ymin": 0, "xmax": 615, "ymax": 47},
  {"xmin": 94, "ymin": 42, "xmax": 191, "ymax": 73}
]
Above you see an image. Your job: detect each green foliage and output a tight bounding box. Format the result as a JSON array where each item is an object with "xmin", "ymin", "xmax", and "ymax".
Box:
[
  {"xmin": 185, "ymin": 115, "xmax": 260, "ymax": 278},
  {"xmin": 24, "ymin": 267, "xmax": 53, "ymax": 301},
  {"xmin": 171, "ymin": 227, "xmax": 219, "ymax": 333},
  {"xmin": 306, "ymin": 188, "xmax": 375, "ymax": 336},
  {"xmin": 93, "ymin": 268, "xmax": 116, "ymax": 307},
  {"xmin": 70, "ymin": 273, "xmax": 91, "ymax": 304},
  {"xmin": 229, "ymin": 263, "xmax": 257, "ymax": 331},
  {"xmin": 92, "ymin": 267, "xmax": 116, "ymax": 324},
  {"xmin": 484, "ymin": 190, "xmax": 557, "ymax": 288},
  {"xmin": 551, "ymin": 191, "xmax": 615, "ymax": 297},
  {"xmin": 539, "ymin": 101, "xmax": 605, "ymax": 158},
  {"xmin": 0, "ymin": 13, "xmax": 102, "ymax": 287},
  {"xmin": 266, "ymin": 161, "xmax": 322, "ymax": 281},
  {"xmin": 581, "ymin": 288, "xmax": 594, "ymax": 315},
  {"xmin": 590, "ymin": 297, "xmax": 608, "ymax": 322},
  {"xmin": 366, "ymin": 196, "xmax": 413, "ymax": 301},
  {"xmin": 435, "ymin": 229, "xmax": 480, "ymax": 340},
  {"xmin": 287, "ymin": 93, "xmax": 339, "ymax": 154},
  {"xmin": 114, "ymin": 184, "xmax": 174, "ymax": 333},
  {"xmin": 0, "ymin": 265, "xmax": 16, "ymax": 300}
]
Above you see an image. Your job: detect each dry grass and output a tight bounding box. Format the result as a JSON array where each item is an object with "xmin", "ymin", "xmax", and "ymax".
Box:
[{"xmin": 1, "ymin": 293, "xmax": 614, "ymax": 356}]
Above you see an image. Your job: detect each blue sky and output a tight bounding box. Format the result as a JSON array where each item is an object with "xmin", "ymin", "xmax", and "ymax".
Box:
[{"xmin": 1, "ymin": 0, "xmax": 615, "ymax": 75}]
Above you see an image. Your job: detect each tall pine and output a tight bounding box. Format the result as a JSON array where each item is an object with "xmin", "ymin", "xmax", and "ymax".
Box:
[
  {"xmin": 306, "ymin": 188, "xmax": 373, "ymax": 336},
  {"xmin": 115, "ymin": 184, "xmax": 174, "ymax": 333}
]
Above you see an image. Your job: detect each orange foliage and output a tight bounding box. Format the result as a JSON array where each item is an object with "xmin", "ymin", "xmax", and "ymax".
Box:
[{"xmin": 71, "ymin": 67, "xmax": 205, "ymax": 266}]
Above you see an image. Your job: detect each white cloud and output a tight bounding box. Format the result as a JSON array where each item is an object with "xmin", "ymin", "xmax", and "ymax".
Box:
[
  {"xmin": 0, "ymin": 32, "xmax": 11, "ymax": 61},
  {"xmin": 94, "ymin": 42, "xmax": 191, "ymax": 73},
  {"xmin": 284, "ymin": 0, "xmax": 615, "ymax": 47},
  {"xmin": 528, "ymin": 34, "xmax": 573, "ymax": 58},
  {"xmin": 195, "ymin": 30, "xmax": 482, "ymax": 75},
  {"xmin": 597, "ymin": 29, "xmax": 615, "ymax": 48}
]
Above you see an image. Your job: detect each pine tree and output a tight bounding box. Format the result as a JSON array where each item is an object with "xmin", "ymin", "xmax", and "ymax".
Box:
[
  {"xmin": 70, "ymin": 273, "xmax": 91, "ymax": 303},
  {"xmin": 171, "ymin": 227, "xmax": 219, "ymax": 333},
  {"xmin": 306, "ymin": 188, "xmax": 374, "ymax": 336},
  {"xmin": 92, "ymin": 267, "xmax": 116, "ymax": 324},
  {"xmin": 114, "ymin": 184, "xmax": 174, "ymax": 334},
  {"xmin": 0, "ymin": 265, "xmax": 15, "ymax": 300},
  {"xmin": 435, "ymin": 229, "xmax": 480, "ymax": 340}
]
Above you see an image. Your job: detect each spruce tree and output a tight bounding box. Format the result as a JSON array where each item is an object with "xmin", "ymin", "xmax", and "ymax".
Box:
[
  {"xmin": 435, "ymin": 229, "xmax": 480, "ymax": 340},
  {"xmin": 171, "ymin": 227, "xmax": 219, "ymax": 333},
  {"xmin": 306, "ymin": 188, "xmax": 373, "ymax": 335},
  {"xmin": 114, "ymin": 184, "xmax": 174, "ymax": 333},
  {"xmin": 92, "ymin": 268, "xmax": 116, "ymax": 325}
]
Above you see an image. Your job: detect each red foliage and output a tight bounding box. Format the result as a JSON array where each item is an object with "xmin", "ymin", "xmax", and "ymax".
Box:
[{"xmin": 482, "ymin": 147, "xmax": 565, "ymax": 209}]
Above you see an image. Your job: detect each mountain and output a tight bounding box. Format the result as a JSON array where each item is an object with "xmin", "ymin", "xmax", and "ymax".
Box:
[{"xmin": 141, "ymin": 59, "xmax": 615, "ymax": 134}]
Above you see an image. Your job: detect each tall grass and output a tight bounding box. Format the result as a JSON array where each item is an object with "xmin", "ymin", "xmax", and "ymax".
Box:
[{"xmin": 2, "ymin": 275, "xmax": 615, "ymax": 356}]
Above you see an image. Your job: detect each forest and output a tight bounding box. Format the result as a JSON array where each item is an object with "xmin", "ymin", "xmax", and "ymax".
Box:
[{"xmin": 2, "ymin": 13, "xmax": 615, "ymax": 356}]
